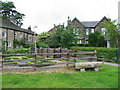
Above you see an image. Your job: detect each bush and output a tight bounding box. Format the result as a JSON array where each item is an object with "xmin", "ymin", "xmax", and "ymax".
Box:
[
  {"xmin": 70, "ymin": 46, "xmax": 117, "ymax": 63},
  {"xmin": 4, "ymin": 48, "xmax": 30, "ymax": 54},
  {"xmin": 22, "ymin": 56, "xmax": 28, "ymax": 59},
  {"xmin": 37, "ymin": 42, "xmax": 49, "ymax": 48},
  {"xmin": 77, "ymin": 43, "xmax": 89, "ymax": 47}
]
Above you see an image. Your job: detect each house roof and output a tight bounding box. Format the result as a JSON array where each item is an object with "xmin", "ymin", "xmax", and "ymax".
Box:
[
  {"xmin": 70, "ymin": 16, "xmax": 108, "ymax": 28},
  {"xmin": 0, "ymin": 19, "xmax": 36, "ymax": 35},
  {"xmin": 80, "ymin": 21, "xmax": 99, "ymax": 28}
]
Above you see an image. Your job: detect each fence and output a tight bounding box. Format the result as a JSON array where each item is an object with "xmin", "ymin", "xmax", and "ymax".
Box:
[{"xmin": 0, "ymin": 48, "xmax": 97, "ymax": 71}]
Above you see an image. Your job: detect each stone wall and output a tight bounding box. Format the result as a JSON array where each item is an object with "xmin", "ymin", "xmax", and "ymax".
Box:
[
  {"xmin": 95, "ymin": 18, "xmax": 108, "ymax": 32},
  {"xmin": 68, "ymin": 19, "xmax": 86, "ymax": 43},
  {"xmin": 7, "ymin": 29, "xmax": 14, "ymax": 50},
  {"xmin": 1, "ymin": 27, "xmax": 36, "ymax": 50}
]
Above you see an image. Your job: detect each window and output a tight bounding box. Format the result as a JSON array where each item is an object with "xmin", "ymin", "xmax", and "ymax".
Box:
[
  {"xmin": 86, "ymin": 29, "xmax": 89, "ymax": 35},
  {"xmin": 73, "ymin": 27, "xmax": 79, "ymax": 35},
  {"xmin": 28, "ymin": 36, "xmax": 32, "ymax": 42},
  {"xmin": 2, "ymin": 32, "xmax": 6, "ymax": 38},
  {"xmin": 15, "ymin": 32, "xmax": 17, "ymax": 36},
  {"xmin": 101, "ymin": 28, "xmax": 106, "ymax": 35},
  {"xmin": 30, "ymin": 37, "xmax": 32, "ymax": 40},
  {"xmin": 91, "ymin": 29, "xmax": 94, "ymax": 33},
  {"xmin": 20, "ymin": 33, "xmax": 23, "ymax": 38},
  {"xmin": 7, "ymin": 41, "xmax": 11, "ymax": 47},
  {"xmin": 75, "ymin": 28, "xmax": 79, "ymax": 35},
  {"xmin": 85, "ymin": 40, "xmax": 88, "ymax": 43}
]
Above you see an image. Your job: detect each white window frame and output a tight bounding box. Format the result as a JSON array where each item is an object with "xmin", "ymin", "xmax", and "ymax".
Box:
[
  {"xmin": 7, "ymin": 41, "xmax": 11, "ymax": 47},
  {"xmin": 101, "ymin": 28, "xmax": 106, "ymax": 35},
  {"xmin": 2, "ymin": 32, "xmax": 6, "ymax": 38},
  {"xmin": 15, "ymin": 32, "xmax": 17, "ymax": 36},
  {"xmin": 75, "ymin": 28, "xmax": 79, "ymax": 35},
  {"xmin": 86, "ymin": 29, "xmax": 89, "ymax": 35},
  {"xmin": 20, "ymin": 33, "xmax": 23, "ymax": 38},
  {"xmin": 29, "ymin": 36, "xmax": 32, "ymax": 41},
  {"xmin": 91, "ymin": 29, "xmax": 94, "ymax": 33}
]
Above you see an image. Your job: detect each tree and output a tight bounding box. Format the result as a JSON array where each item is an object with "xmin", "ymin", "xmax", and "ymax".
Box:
[
  {"xmin": 102, "ymin": 20, "xmax": 119, "ymax": 48},
  {"xmin": 50, "ymin": 25, "xmax": 79, "ymax": 48},
  {"xmin": 88, "ymin": 31, "xmax": 106, "ymax": 47},
  {"xmin": 96, "ymin": 36, "xmax": 107, "ymax": 47},
  {"xmin": 102, "ymin": 20, "xmax": 120, "ymax": 61},
  {"xmin": 1, "ymin": 1, "xmax": 25, "ymax": 26},
  {"xmin": 37, "ymin": 32, "xmax": 52, "ymax": 45}
]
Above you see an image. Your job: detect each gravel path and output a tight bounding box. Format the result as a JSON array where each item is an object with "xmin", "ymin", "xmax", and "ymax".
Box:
[
  {"xmin": 2, "ymin": 60, "xmax": 120, "ymax": 73},
  {"xmin": 103, "ymin": 62, "xmax": 120, "ymax": 67}
]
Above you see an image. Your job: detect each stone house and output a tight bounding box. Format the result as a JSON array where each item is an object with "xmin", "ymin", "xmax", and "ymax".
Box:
[
  {"xmin": 49, "ymin": 16, "xmax": 109, "ymax": 44},
  {"xmin": 0, "ymin": 19, "xmax": 37, "ymax": 50}
]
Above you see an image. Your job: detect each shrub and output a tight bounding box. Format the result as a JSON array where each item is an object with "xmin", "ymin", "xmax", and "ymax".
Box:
[
  {"xmin": 4, "ymin": 48, "xmax": 30, "ymax": 54},
  {"xmin": 22, "ymin": 56, "xmax": 28, "ymax": 59},
  {"xmin": 3, "ymin": 57, "xmax": 21, "ymax": 60},
  {"xmin": 77, "ymin": 43, "xmax": 89, "ymax": 47},
  {"xmin": 70, "ymin": 46, "xmax": 117, "ymax": 63},
  {"xmin": 37, "ymin": 42, "xmax": 49, "ymax": 48}
]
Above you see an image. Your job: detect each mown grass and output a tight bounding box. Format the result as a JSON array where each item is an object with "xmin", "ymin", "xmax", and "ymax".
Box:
[{"xmin": 2, "ymin": 65, "xmax": 119, "ymax": 88}]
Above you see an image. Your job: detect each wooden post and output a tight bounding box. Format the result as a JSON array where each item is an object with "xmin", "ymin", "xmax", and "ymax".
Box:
[
  {"xmin": 0, "ymin": 52, "xmax": 2, "ymax": 73},
  {"xmin": 94, "ymin": 50, "xmax": 97, "ymax": 61},
  {"xmin": 47, "ymin": 48, "xmax": 49, "ymax": 58},
  {"xmin": 53, "ymin": 48, "xmax": 55, "ymax": 58},
  {"xmin": 74, "ymin": 50, "xmax": 77, "ymax": 62},
  {"xmin": 60, "ymin": 48, "xmax": 62, "ymax": 61},
  {"xmin": 73, "ymin": 50, "xmax": 77, "ymax": 67},
  {"xmin": 41, "ymin": 48, "xmax": 43, "ymax": 57},
  {"xmin": 34, "ymin": 53, "xmax": 37, "ymax": 71},
  {"xmin": 66, "ymin": 51, "xmax": 69, "ymax": 68}
]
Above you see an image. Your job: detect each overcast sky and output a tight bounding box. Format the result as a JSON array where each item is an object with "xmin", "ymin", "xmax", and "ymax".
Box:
[{"xmin": 2, "ymin": 0, "xmax": 120, "ymax": 34}]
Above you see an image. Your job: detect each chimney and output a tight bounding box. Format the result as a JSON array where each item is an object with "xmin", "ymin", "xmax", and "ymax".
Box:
[
  {"xmin": 67, "ymin": 16, "xmax": 71, "ymax": 25},
  {"xmin": 108, "ymin": 18, "xmax": 111, "ymax": 22},
  {"xmin": 28, "ymin": 26, "xmax": 31, "ymax": 31}
]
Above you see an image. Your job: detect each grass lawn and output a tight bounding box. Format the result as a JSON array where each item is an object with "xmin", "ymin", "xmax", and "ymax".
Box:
[{"xmin": 2, "ymin": 65, "xmax": 119, "ymax": 88}]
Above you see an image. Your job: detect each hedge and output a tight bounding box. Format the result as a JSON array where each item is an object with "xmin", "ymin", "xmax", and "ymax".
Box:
[
  {"xmin": 70, "ymin": 46, "xmax": 118, "ymax": 63},
  {"xmin": 4, "ymin": 48, "xmax": 30, "ymax": 54}
]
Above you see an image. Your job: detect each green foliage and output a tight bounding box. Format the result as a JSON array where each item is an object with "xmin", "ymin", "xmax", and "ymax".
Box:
[
  {"xmin": 70, "ymin": 46, "xmax": 117, "ymax": 63},
  {"xmin": 37, "ymin": 42, "xmax": 49, "ymax": 48},
  {"xmin": 77, "ymin": 43, "xmax": 89, "ymax": 47},
  {"xmin": 5, "ymin": 48, "xmax": 30, "ymax": 54},
  {"xmin": 22, "ymin": 56, "xmax": 28, "ymax": 60},
  {"xmin": 13, "ymin": 39, "xmax": 19, "ymax": 48},
  {"xmin": 36, "ymin": 56, "xmax": 46, "ymax": 59},
  {"xmin": 88, "ymin": 31, "xmax": 106, "ymax": 47},
  {"xmin": 1, "ymin": 40, "xmax": 6, "ymax": 53},
  {"xmin": 38, "ymin": 32, "xmax": 52, "ymax": 44},
  {"xmin": 50, "ymin": 26, "xmax": 79, "ymax": 48},
  {"xmin": 102, "ymin": 20, "xmax": 120, "ymax": 60},
  {"xmin": 13, "ymin": 38, "xmax": 34, "ymax": 48},
  {"xmin": 96, "ymin": 36, "xmax": 107, "ymax": 47},
  {"xmin": 1, "ymin": 1, "xmax": 25, "ymax": 26},
  {"xmin": 102, "ymin": 20, "xmax": 119, "ymax": 48},
  {"xmin": 3, "ymin": 57, "xmax": 20, "ymax": 60}
]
